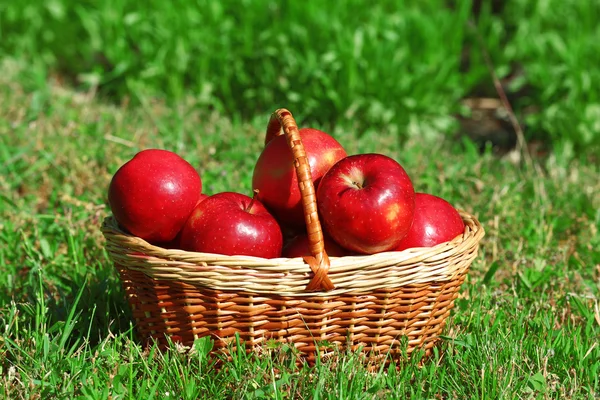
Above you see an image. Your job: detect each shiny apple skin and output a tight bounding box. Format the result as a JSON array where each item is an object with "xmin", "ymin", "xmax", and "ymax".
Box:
[
  {"xmin": 282, "ymin": 232, "xmax": 348, "ymax": 258},
  {"xmin": 316, "ymin": 153, "xmax": 415, "ymax": 254},
  {"xmin": 155, "ymin": 193, "xmax": 209, "ymax": 249},
  {"xmin": 108, "ymin": 149, "xmax": 202, "ymax": 243},
  {"xmin": 179, "ymin": 192, "xmax": 283, "ymax": 258},
  {"xmin": 394, "ymin": 193, "xmax": 465, "ymax": 251},
  {"xmin": 252, "ymin": 128, "xmax": 347, "ymax": 228}
]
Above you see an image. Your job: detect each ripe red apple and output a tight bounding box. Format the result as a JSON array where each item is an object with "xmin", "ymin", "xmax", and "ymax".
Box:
[
  {"xmin": 394, "ymin": 193, "xmax": 465, "ymax": 251},
  {"xmin": 252, "ymin": 128, "xmax": 347, "ymax": 228},
  {"xmin": 196, "ymin": 193, "xmax": 209, "ymax": 205},
  {"xmin": 155, "ymin": 193, "xmax": 210, "ymax": 249},
  {"xmin": 316, "ymin": 153, "xmax": 415, "ymax": 254},
  {"xmin": 179, "ymin": 192, "xmax": 283, "ymax": 258},
  {"xmin": 108, "ymin": 149, "xmax": 202, "ymax": 243},
  {"xmin": 282, "ymin": 232, "xmax": 348, "ymax": 258}
]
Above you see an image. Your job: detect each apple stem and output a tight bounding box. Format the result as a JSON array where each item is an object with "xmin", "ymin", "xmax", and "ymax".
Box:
[
  {"xmin": 246, "ymin": 189, "xmax": 260, "ymax": 212},
  {"xmin": 353, "ymin": 181, "xmax": 363, "ymax": 189}
]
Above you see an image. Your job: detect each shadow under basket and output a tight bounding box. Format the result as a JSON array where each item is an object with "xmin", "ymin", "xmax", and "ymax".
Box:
[
  {"xmin": 102, "ymin": 210, "xmax": 483, "ymax": 365},
  {"xmin": 101, "ymin": 108, "xmax": 485, "ymax": 365}
]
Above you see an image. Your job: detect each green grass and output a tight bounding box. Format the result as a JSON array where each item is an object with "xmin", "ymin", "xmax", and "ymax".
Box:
[
  {"xmin": 1, "ymin": 0, "xmax": 600, "ymax": 150},
  {"xmin": 1, "ymin": 57, "xmax": 599, "ymax": 399}
]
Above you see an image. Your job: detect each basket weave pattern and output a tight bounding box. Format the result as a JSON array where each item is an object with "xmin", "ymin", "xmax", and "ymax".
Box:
[{"xmin": 101, "ymin": 109, "xmax": 484, "ymax": 363}]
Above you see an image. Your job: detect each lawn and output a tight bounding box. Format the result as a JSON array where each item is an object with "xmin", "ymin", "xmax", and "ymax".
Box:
[{"xmin": 1, "ymin": 1, "xmax": 600, "ymax": 399}]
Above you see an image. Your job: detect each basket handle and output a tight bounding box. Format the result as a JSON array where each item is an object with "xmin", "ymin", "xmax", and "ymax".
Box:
[{"xmin": 266, "ymin": 109, "xmax": 335, "ymax": 292}]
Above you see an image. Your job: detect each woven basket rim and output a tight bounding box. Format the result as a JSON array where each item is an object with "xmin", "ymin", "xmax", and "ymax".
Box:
[
  {"xmin": 102, "ymin": 210, "xmax": 482, "ymax": 261},
  {"xmin": 101, "ymin": 210, "xmax": 484, "ymax": 296}
]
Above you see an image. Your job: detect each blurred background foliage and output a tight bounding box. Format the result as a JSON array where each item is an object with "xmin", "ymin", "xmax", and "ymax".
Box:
[{"xmin": 1, "ymin": 0, "xmax": 598, "ymax": 152}]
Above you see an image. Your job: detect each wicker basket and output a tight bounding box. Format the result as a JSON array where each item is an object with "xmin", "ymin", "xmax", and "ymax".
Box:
[{"xmin": 101, "ymin": 109, "xmax": 485, "ymax": 364}]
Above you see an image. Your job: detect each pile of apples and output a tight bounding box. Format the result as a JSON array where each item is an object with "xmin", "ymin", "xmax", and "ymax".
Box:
[{"xmin": 108, "ymin": 127, "xmax": 465, "ymax": 259}]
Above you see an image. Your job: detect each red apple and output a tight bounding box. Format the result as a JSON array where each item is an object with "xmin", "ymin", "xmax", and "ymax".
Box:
[
  {"xmin": 196, "ymin": 193, "xmax": 209, "ymax": 205},
  {"xmin": 394, "ymin": 193, "xmax": 465, "ymax": 251},
  {"xmin": 252, "ymin": 128, "xmax": 347, "ymax": 228},
  {"xmin": 108, "ymin": 149, "xmax": 202, "ymax": 243},
  {"xmin": 282, "ymin": 232, "xmax": 348, "ymax": 258},
  {"xmin": 179, "ymin": 192, "xmax": 283, "ymax": 258},
  {"xmin": 316, "ymin": 153, "xmax": 415, "ymax": 254},
  {"xmin": 155, "ymin": 193, "xmax": 210, "ymax": 249}
]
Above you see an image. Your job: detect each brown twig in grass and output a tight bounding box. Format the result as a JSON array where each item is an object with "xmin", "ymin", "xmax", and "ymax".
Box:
[
  {"xmin": 467, "ymin": 20, "xmax": 535, "ymax": 173},
  {"xmin": 467, "ymin": 19, "xmax": 548, "ymax": 209}
]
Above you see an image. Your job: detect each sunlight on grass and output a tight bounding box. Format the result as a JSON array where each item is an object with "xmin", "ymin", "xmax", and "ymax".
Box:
[
  {"xmin": 1, "ymin": 1, "xmax": 599, "ymax": 151},
  {"xmin": 1, "ymin": 57, "xmax": 599, "ymax": 398}
]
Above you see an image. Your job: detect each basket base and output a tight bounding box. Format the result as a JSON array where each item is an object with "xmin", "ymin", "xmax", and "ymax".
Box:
[{"xmin": 116, "ymin": 264, "xmax": 465, "ymax": 366}]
